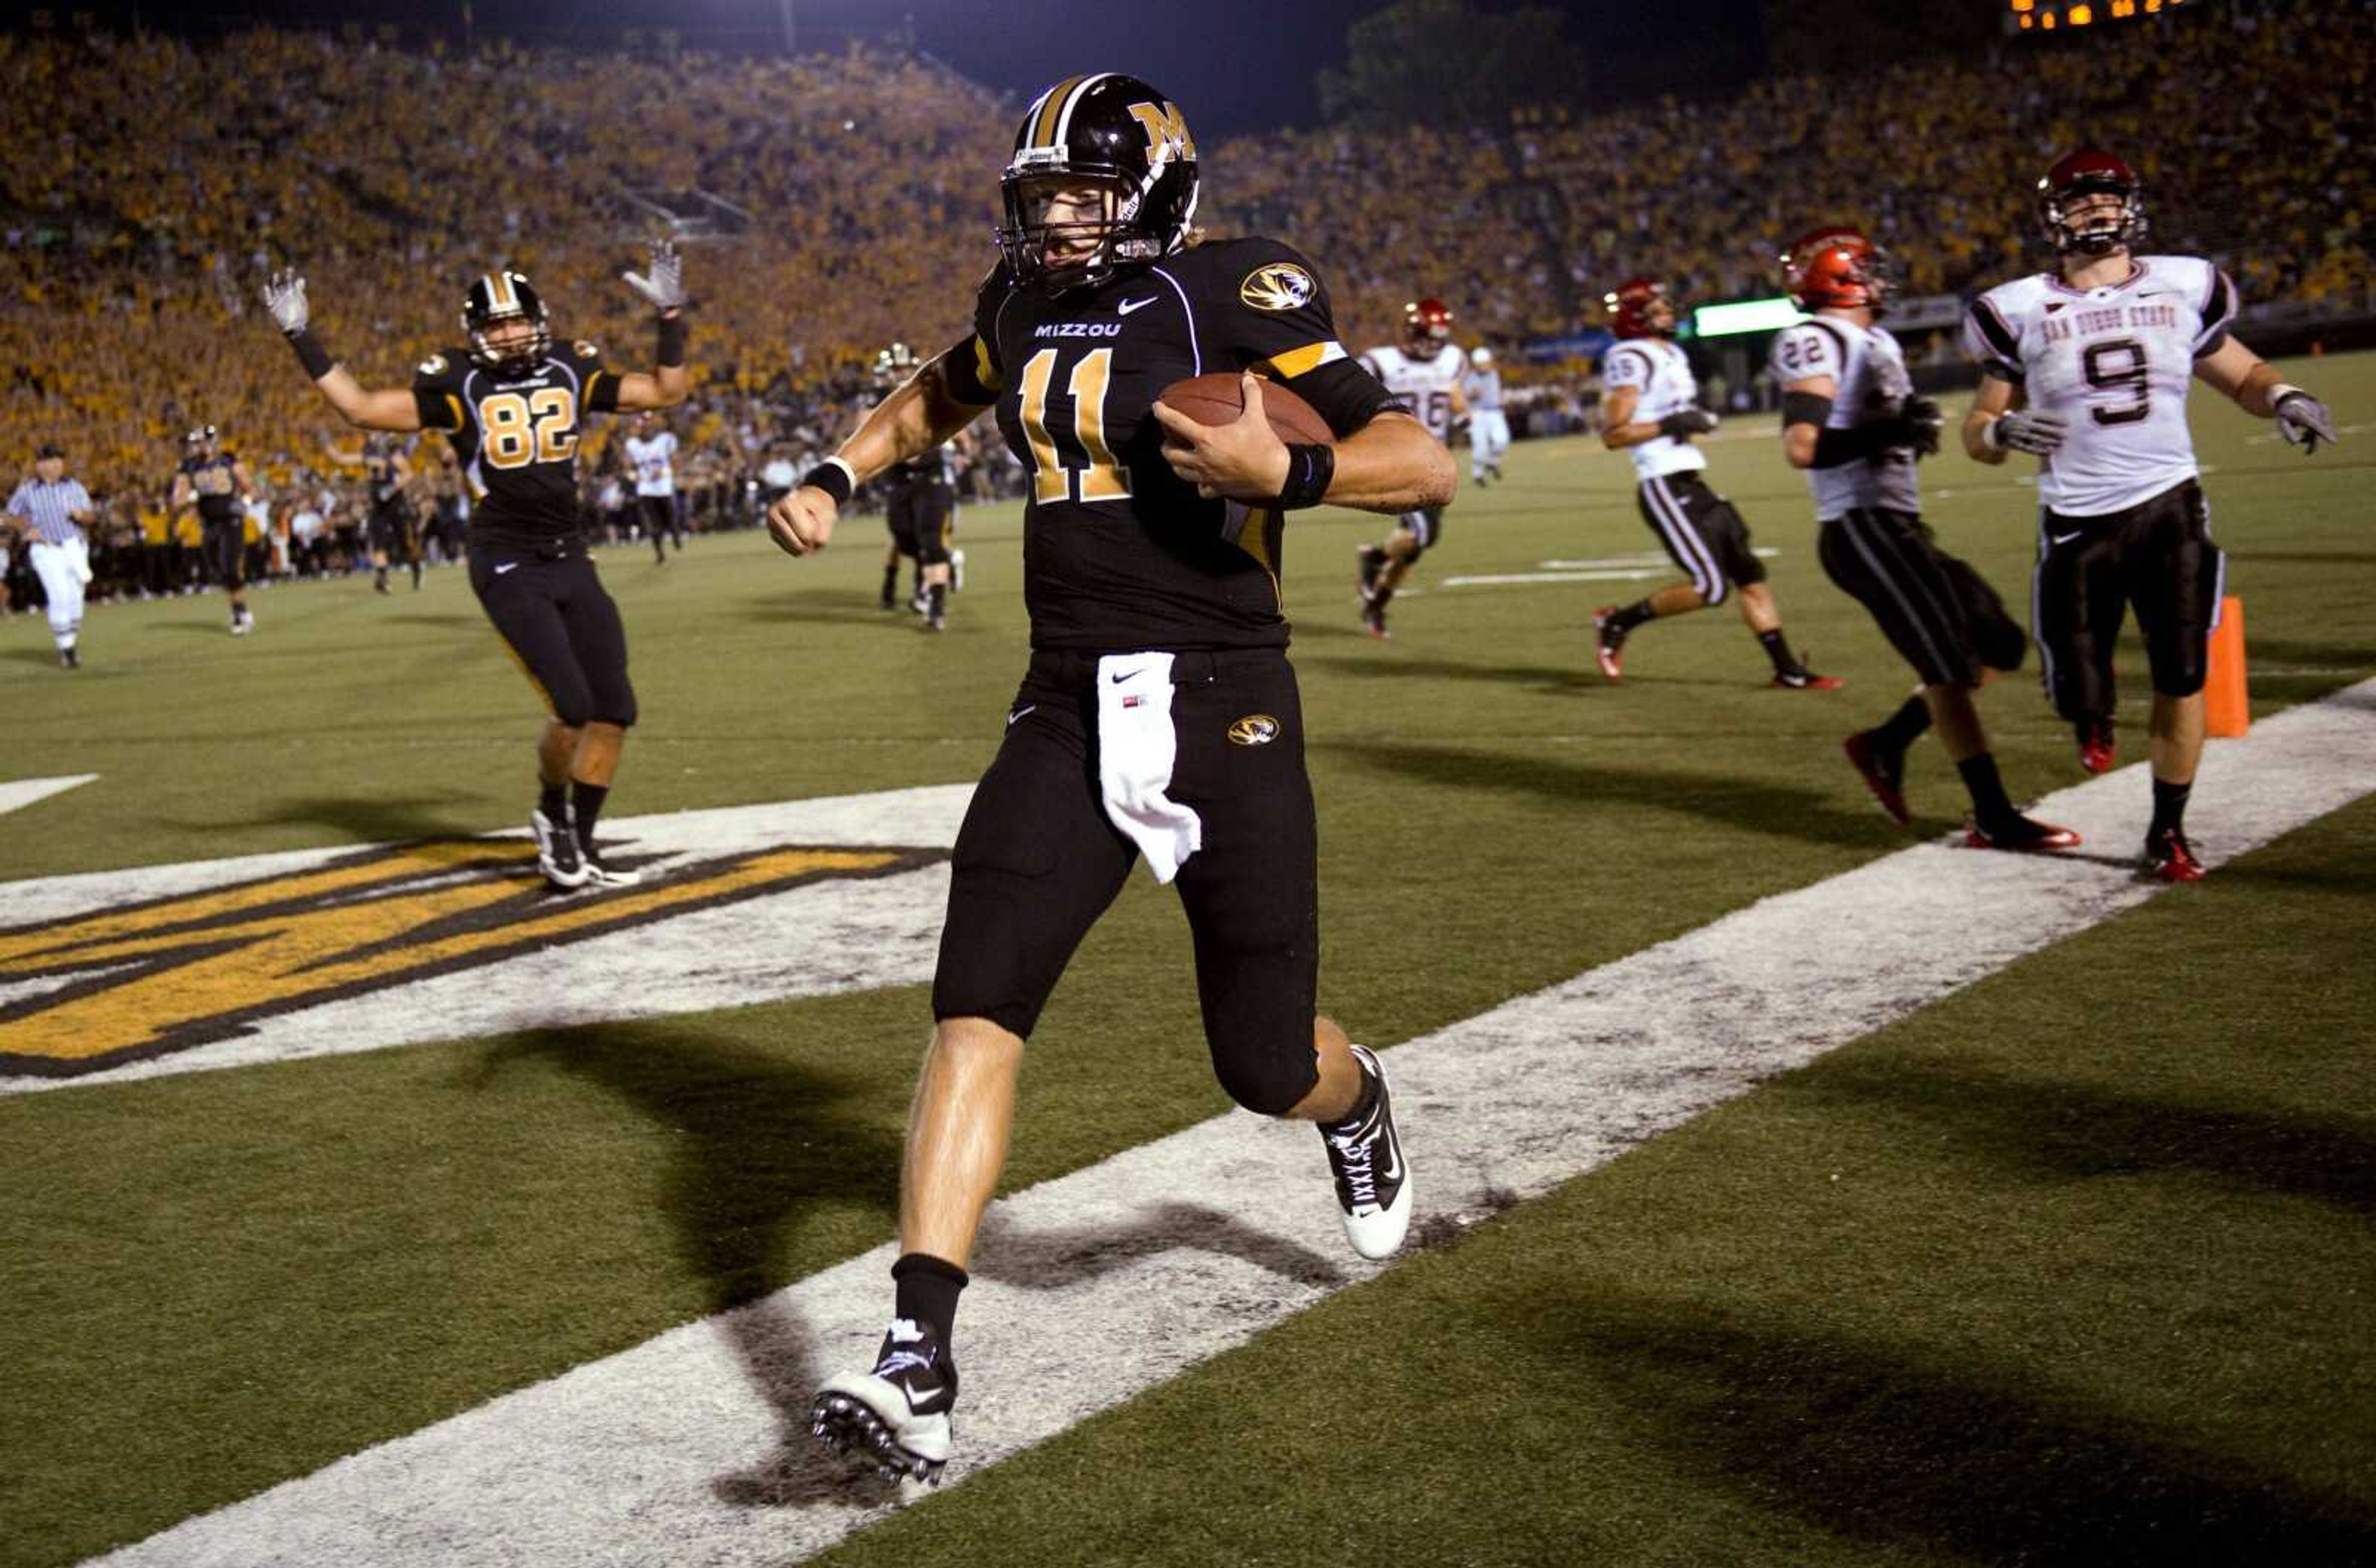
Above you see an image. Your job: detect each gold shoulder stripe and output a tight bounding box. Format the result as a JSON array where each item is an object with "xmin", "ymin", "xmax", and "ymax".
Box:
[
  {"xmin": 1266, "ymin": 340, "xmax": 1346, "ymax": 379},
  {"xmin": 973, "ymin": 334, "xmax": 1006, "ymax": 395},
  {"xmin": 443, "ymin": 394, "xmax": 465, "ymax": 431}
]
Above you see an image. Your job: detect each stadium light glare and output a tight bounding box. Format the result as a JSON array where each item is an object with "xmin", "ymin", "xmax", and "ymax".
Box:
[
  {"xmin": 1692, "ymin": 296, "xmax": 1805, "ymax": 337},
  {"xmin": 2069, "ymin": 3, "xmax": 2093, "ymax": 23}
]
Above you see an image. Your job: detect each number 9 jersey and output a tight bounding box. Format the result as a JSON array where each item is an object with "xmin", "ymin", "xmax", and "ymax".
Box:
[
  {"xmin": 1964, "ymin": 256, "xmax": 2238, "ymax": 516},
  {"xmin": 412, "ymin": 340, "xmax": 621, "ymax": 548}
]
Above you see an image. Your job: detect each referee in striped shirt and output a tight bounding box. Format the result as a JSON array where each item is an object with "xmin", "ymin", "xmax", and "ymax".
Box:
[{"xmin": 6, "ymin": 444, "xmax": 97, "ymax": 668}]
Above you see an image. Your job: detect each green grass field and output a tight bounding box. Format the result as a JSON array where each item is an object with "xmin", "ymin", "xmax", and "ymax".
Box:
[{"xmin": 3, "ymin": 356, "xmax": 2373, "ymax": 1566}]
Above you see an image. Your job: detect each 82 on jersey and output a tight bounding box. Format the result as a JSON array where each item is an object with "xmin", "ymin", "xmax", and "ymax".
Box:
[{"xmin": 479, "ymin": 388, "xmax": 579, "ymax": 469}]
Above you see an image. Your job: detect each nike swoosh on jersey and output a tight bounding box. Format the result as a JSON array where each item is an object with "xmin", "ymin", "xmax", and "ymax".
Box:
[
  {"xmin": 494, "ymin": 561, "xmax": 521, "ymax": 574},
  {"xmin": 2049, "ymin": 531, "xmax": 2085, "ymax": 546},
  {"xmin": 1006, "ymin": 704, "xmax": 1038, "ymax": 727},
  {"xmin": 1117, "ymin": 296, "xmax": 1160, "ymax": 316}
]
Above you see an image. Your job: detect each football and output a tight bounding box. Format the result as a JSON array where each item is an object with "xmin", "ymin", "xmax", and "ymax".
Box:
[{"xmin": 1158, "ymin": 372, "xmax": 1335, "ymax": 447}]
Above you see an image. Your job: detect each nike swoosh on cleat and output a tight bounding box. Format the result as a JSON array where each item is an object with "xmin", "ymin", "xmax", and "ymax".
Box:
[{"xmin": 1117, "ymin": 296, "xmax": 1159, "ymax": 316}]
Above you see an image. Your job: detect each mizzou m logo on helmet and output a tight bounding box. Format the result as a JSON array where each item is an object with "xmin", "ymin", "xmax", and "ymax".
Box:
[
  {"xmin": 1239, "ymin": 264, "xmax": 1316, "ymax": 313},
  {"xmin": 1126, "ymin": 100, "xmax": 1196, "ymax": 165}
]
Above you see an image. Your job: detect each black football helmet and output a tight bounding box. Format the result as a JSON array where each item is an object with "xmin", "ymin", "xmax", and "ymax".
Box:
[
  {"xmin": 462, "ymin": 270, "xmax": 552, "ymax": 376},
  {"xmin": 995, "ymin": 73, "xmax": 1200, "ymax": 293}
]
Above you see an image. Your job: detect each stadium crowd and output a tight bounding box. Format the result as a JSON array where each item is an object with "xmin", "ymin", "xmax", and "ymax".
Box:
[{"xmin": 1, "ymin": 1, "xmax": 2369, "ymax": 588}]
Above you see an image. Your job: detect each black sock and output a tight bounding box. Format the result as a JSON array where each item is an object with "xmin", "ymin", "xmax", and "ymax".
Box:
[
  {"xmin": 2150, "ymin": 777, "xmax": 2192, "ymax": 837},
  {"xmin": 570, "ymin": 780, "xmax": 609, "ymax": 850},
  {"xmin": 928, "ymin": 583, "xmax": 947, "ymax": 619},
  {"xmin": 881, "ymin": 564, "xmax": 898, "ymax": 601},
  {"xmin": 410, "ymin": 558, "xmax": 423, "ymax": 588},
  {"xmin": 1606, "ymin": 598, "xmax": 1655, "ymax": 634},
  {"xmin": 890, "ymin": 1252, "xmax": 969, "ymax": 1352},
  {"xmin": 654, "ymin": 536, "xmax": 667, "ymax": 562},
  {"xmin": 374, "ymin": 566, "xmax": 387, "ymax": 588},
  {"xmin": 1875, "ymin": 694, "xmax": 1933, "ymax": 751},
  {"xmin": 1756, "ymin": 628, "xmax": 1799, "ymax": 676},
  {"xmin": 1323, "ymin": 1053, "xmax": 1380, "ymax": 1133},
  {"xmin": 538, "ymin": 782, "xmax": 567, "ymax": 822},
  {"xmin": 1956, "ymin": 752, "xmax": 2016, "ymax": 826}
]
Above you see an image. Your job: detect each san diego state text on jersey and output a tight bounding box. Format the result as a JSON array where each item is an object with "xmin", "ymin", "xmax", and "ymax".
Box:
[
  {"xmin": 413, "ymin": 341, "xmax": 620, "ymax": 545},
  {"xmin": 942, "ymin": 238, "xmax": 1400, "ymax": 652}
]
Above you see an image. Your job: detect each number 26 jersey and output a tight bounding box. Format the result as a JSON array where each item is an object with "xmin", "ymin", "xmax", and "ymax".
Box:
[
  {"xmin": 412, "ymin": 342, "xmax": 621, "ymax": 548},
  {"xmin": 1965, "ymin": 256, "xmax": 2238, "ymax": 517}
]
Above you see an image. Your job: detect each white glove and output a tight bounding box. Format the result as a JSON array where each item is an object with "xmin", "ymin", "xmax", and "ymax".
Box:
[
  {"xmin": 2273, "ymin": 387, "xmax": 2337, "ymax": 453},
  {"xmin": 262, "ymin": 269, "xmax": 310, "ymax": 336},
  {"xmin": 621, "ymin": 238, "xmax": 687, "ymax": 314},
  {"xmin": 1984, "ymin": 408, "xmax": 2068, "ymax": 455}
]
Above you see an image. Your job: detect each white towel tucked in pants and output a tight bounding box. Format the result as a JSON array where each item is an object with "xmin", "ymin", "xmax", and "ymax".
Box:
[{"xmin": 1095, "ymin": 650, "xmax": 1203, "ymax": 883}]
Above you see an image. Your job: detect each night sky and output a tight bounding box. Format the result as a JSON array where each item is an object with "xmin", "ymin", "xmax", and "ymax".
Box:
[{"xmin": 97, "ymin": 0, "xmax": 1773, "ymax": 136}]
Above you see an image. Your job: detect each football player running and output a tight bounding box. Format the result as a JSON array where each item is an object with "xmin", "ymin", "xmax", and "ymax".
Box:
[
  {"xmin": 1592, "ymin": 277, "xmax": 1838, "ymax": 689},
  {"xmin": 169, "ymin": 426, "xmax": 257, "ymax": 634},
  {"xmin": 1963, "ymin": 150, "xmax": 2338, "ymax": 881},
  {"xmin": 767, "ymin": 72, "xmax": 1451, "ymax": 1486},
  {"xmin": 869, "ymin": 341, "xmax": 962, "ymax": 628},
  {"xmin": 1463, "ymin": 345, "xmax": 1510, "ymax": 486},
  {"xmin": 1773, "ymin": 228, "xmax": 2077, "ymax": 851},
  {"xmin": 262, "ymin": 244, "xmax": 691, "ymax": 890},
  {"xmin": 1353, "ymin": 297, "xmax": 1465, "ymax": 637}
]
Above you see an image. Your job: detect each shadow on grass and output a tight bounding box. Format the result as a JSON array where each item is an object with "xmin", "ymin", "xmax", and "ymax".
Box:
[
  {"xmin": 1324, "ymin": 738, "xmax": 1900, "ymax": 851},
  {"xmin": 1799, "ymin": 1059, "xmax": 2376, "ymax": 1217},
  {"xmin": 246, "ymin": 792, "xmax": 489, "ymax": 845},
  {"xmin": 2237, "ymin": 635, "xmax": 2376, "ymax": 669},
  {"xmin": 471, "ymin": 1021, "xmax": 1344, "ymax": 1509},
  {"xmin": 2233, "ymin": 551, "xmax": 2376, "ymax": 569},
  {"xmin": 1550, "ymin": 1290, "xmax": 2376, "ymax": 1564},
  {"xmin": 1303, "ymin": 652, "xmax": 1593, "ymax": 692}
]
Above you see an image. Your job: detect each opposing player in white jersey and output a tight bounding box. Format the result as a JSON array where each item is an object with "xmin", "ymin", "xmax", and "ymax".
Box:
[
  {"xmin": 1963, "ymin": 149, "xmax": 2338, "ymax": 881},
  {"xmin": 1773, "ymin": 227, "xmax": 2077, "ymax": 853},
  {"xmin": 1591, "ymin": 277, "xmax": 1837, "ymax": 690},
  {"xmin": 1354, "ymin": 296, "xmax": 1466, "ymax": 638},
  {"xmin": 1462, "ymin": 346, "xmax": 1509, "ymax": 486},
  {"xmin": 622, "ymin": 412, "xmax": 684, "ymax": 564}
]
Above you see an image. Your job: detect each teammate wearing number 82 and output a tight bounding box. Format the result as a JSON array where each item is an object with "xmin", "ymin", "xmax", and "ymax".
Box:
[
  {"xmin": 262, "ymin": 247, "xmax": 691, "ymax": 889},
  {"xmin": 1963, "ymin": 149, "xmax": 2339, "ymax": 881},
  {"xmin": 768, "ymin": 72, "xmax": 1452, "ymax": 1484}
]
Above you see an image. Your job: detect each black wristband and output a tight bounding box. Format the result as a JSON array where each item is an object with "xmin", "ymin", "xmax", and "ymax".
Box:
[
  {"xmin": 799, "ymin": 459, "xmax": 855, "ymax": 506},
  {"xmin": 655, "ymin": 312, "xmax": 687, "ymax": 368},
  {"xmin": 1276, "ymin": 442, "xmax": 1336, "ymax": 510},
  {"xmin": 286, "ymin": 327, "xmax": 335, "ymax": 380},
  {"xmin": 1810, "ymin": 423, "xmax": 1888, "ymax": 470}
]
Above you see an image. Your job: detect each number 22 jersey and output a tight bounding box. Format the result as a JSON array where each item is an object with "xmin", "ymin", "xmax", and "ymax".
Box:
[
  {"xmin": 413, "ymin": 342, "xmax": 621, "ymax": 548},
  {"xmin": 1965, "ymin": 256, "xmax": 2238, "ymax": 517}
]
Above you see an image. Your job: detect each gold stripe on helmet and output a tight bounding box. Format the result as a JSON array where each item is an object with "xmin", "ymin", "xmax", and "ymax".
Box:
[{"xmin": 1030, "ymin": 74, "xmax": 1090, "ymax": 150}]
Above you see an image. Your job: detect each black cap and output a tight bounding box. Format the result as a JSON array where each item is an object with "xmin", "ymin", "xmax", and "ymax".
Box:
[{"xmin": 37, "ymin": 443, "xmax": 63, "ymax": 460}]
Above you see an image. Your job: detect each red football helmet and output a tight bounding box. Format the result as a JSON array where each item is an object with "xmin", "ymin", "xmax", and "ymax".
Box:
[
  {"xmin": 2038, "ymin": 149, "xmax": 2147, "ymax": 256},
  {"xmin": 1604, "ymin": 277, "xmax": 1672, "ymax": 339},
  {"xmin": 1782, "ymin": 227, "xmax": 1895, "ymax": 314},
  {"xmin": 1403, "ymin": 298, "xmax": 1454, "ymax": 355}
]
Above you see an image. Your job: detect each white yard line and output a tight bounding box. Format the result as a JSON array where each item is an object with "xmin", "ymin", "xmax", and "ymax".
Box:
[
  {"xmin": 85, "ymin": 679, "xmax": 2376, "ymax": 1568},
  {"xmin": 0, "ymin": 773, "xmax": 97, "ymax": 820}
]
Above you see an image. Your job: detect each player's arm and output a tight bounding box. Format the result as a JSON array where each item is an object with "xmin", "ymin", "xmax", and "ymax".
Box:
[
  {"xmin": 765, "ymin": 342, "xmax": 992, "ymax": 556},
  {"xmin": 2193, "ymin": 337, "xmax": 2338, "ymax": 452},
  {"xmin": 261, "ymin": 268, "xmax": 424, "ymax": 432},
  {"xmin": 1778, "ymin": 373, "xmax": 1839, "ymax": 470},
  {"xmin": 233, "ymin": 460, "xmax": 257, "ymax": 502},
  {"xmin": 67, "ymin": 483, "xmax": 96, "ymax": 525},
  {"xmin": 317, "ymin": 432, "xmax": 366, "ymax": 468},
  {"xmin": 1780, "ymin": 373, "xmax": 1941, "ymax": 468},
  {"xmin": 609, "ymin": 240, "xmax": 691, "ymax": 412},
  {"xmin": 1153, "ymin": 373, "xmax": 1453, "ymax": 513},
  {"xmin": 167, "ymin": 470, "xmax": 196, "ymax": 523},
  {"xmin": 1959, "ymin": 298, "xmax": 2064, "ymax": 463}
]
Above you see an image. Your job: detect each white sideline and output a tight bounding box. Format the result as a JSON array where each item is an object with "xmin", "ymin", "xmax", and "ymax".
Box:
[{"xmin": 87, "ymin": 679, "xmax": 2376, "ymax": 1568}]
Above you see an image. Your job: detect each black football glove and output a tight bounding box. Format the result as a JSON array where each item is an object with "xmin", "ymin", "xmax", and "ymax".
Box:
[
  {"xmin": 2273, "ymin": 387, "xmax": 2338, "ymax": 454},
  {"xmin": 1658, "ymin": 407, "xmax": 1721, "ymax": 440},
  {"xmin": 1897, "ymin": 396, "xmax": 1944, "ymax": 459},
  {"xmin": 1983, "ymin": 408, "xmax": 2069, "ymax": 455}
]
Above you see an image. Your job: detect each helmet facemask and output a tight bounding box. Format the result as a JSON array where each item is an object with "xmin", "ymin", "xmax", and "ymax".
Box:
[
  {"xmin": 2043, "ymin": 182, "xmax": 2146, "ymax": 257},
  {"xmin": 463, "ymin": 273, "xmax": 552, "ymax": 379},
  {"xmin": 999, "ymin": 171, "xmax": 1165, "ymax": 293}
]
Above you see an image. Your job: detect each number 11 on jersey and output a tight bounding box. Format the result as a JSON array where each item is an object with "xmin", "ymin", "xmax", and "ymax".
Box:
[{"xmin": 1018, "ymin": 347, "xmax": 1132, "ymax": 504}]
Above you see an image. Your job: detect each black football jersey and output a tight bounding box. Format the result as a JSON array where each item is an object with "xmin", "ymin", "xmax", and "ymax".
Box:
[
  {"xmin": 363, "ymin": 436, "xmax": 407, "ymax": 509},
  {"xmin": 177, "ymin": 452, "xmax": 244, "ymax": 526},
  {"xmin": 412, "ymin": 342, "xmax": 619, "ymax": 546},
  {"xmin": 943, "ymin": 237, "xmax": 1401, "ymax": 652}
]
